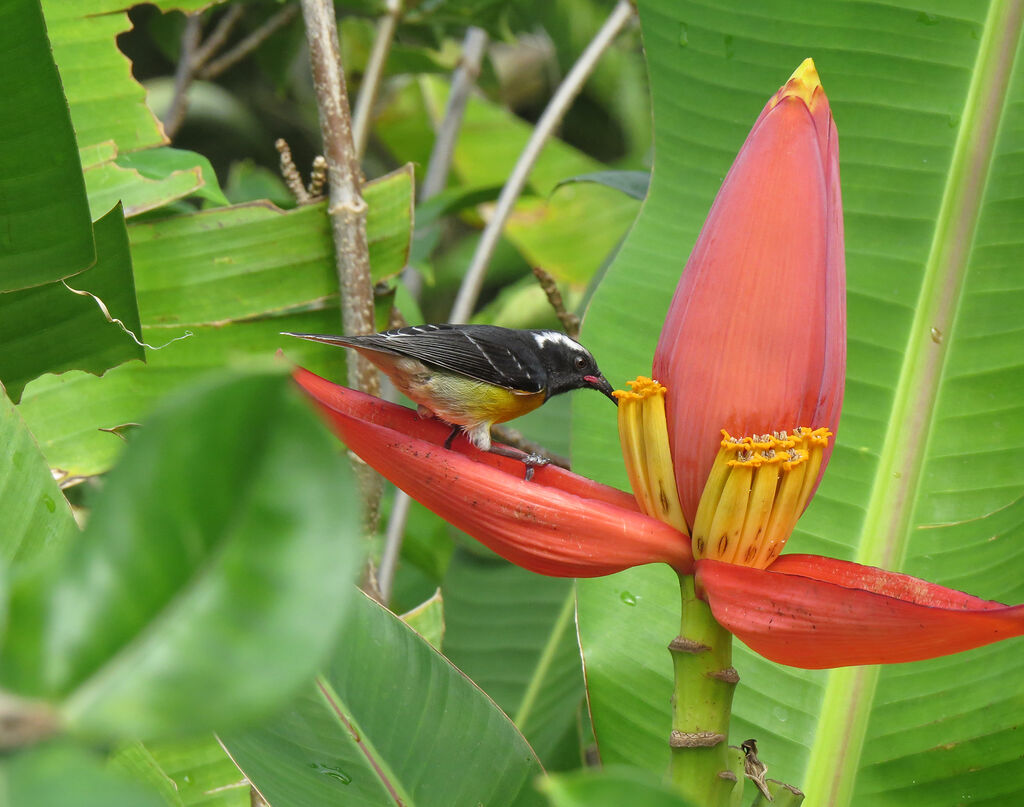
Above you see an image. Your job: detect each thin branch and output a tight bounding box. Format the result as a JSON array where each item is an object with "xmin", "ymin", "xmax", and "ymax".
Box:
[
  {"xmin": 351, "ymin": 0, "xmax": 403, "ymax": 161},
  {"xmin": 299, "ymin": 0, "xmax": 383, "ymax": 539},
  {"xmin": 191, "ymin": 3, "xmax": 244, "ymax": 69},
  {"xmin": 532, "ymin": 265, "xmax": 579, "ymax": 339},
  {"xmin": 198, "ymin": 3, "xmax": 300, "ymax": 80},
  {"xmin": 164, "ymin": 4, "xmax": 297, "ymax": 136},
  {"xmin": 162, "ymin": 13, "xmax": 202, "ymax": 138},
  {"xmin": 379, "ymin": 25, "xmax": 489, "ymax": 604},
  {"xmin": 299, "ymin": 0, "xmax": 379, "ymax": 395},
  {"xmin": 378, "ymin": 490, "xmax": 411, "ymax": 603},
  {"xmin": 449, "ymin": 0, "xmax": 635, "ymax": 323},
  {"xmin": 376, "ymin": 7, "xmax": 632, "ymax": 602},
  {"xmin": 420, "ymin": 26, "xmax": 489, "ymax": 200}
]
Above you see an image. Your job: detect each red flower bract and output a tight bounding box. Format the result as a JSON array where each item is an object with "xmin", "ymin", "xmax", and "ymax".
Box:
[
  {"xmin": 289, "ymin": 62, "xmax": 1024, "ymax": 672},
  {"xmin": 653, "ymin": 61, "xmax": 845, "ymax": 528},
  {"xmin": 696, "ymin": 556, "xmax": 1024, "ymax": 668},
  {"xmin": 293, "ymin": 367, "xmax": 692, "ymax": 577}
]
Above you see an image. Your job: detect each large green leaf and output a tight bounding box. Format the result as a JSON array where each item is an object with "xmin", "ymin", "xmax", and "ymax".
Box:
[
  {"xmin": 0, "ymin": 205, "xmax": 145, "ymax": 403},
  {"xmin": 16, "ymin": 168, "xmax": 411, "ymax": 480},
  {"xmin": 113, "ymin": 736, "xmax": 250, "ymax": 807},
  {"xmin": 42, "ymin": 3, "xmax": 229, "ymax": 221},
  {"xmin": 1, "ymin": 743, "xmax": 165, "ymax": 807},
  {"xmin": 220, "ymin": 591, "xmax": 546, "ymax": 807},
  {"xmin": 442, "ymin": 550, "xmax": 586, "ymax": 769},
  {"xmin": 401, "ymin": 588, "xmax": 445, "ymax": 650},
  {"xmin": 0, "ymin": 370, "xmax": 363, "ymax": 739},
  {"xmin": 0, "ymin": 0, "xmax": 93, "ymax": 292},
  {"xmin": 17, "ymin": 312, "xmax": 345, "ymax": 482},
  {"xmin": 540, "ymin": 766, "xmax": 697, "ymax": 807},
  {"xmin": 0, "ymin": 386, "xmax": 76, "ymax": 567},
  {"xmin": 84, "ymin": 161, "xmax": 204, "ymax": 221},
  {"xmin": 572, "ymin": 1, "xmax": 1024, "ymax": 805},
  {"xmin": 129, "ymin": 171, "xmax": 411, "ymax": 329},
  {"xmin": 42, "ymin": 0, "xmax": 165, "ymax": 162}
]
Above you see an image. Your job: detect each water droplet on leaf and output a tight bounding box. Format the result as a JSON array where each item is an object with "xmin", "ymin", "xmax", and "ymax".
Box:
[
  {"xmin": 310, "ymin": 763, "xmax": 351, "ymax": 784},
  {"xmin": 620, "ymin": 591, "xmax": 638, "ymax": 606}
]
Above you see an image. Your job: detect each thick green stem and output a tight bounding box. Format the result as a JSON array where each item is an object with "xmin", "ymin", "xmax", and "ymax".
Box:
[{"xmin": 668, "ymin": 573, "xmax": 737, "ymax": 806}]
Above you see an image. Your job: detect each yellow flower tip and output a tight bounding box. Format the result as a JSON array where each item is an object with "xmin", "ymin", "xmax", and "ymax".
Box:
[
  {"xmin": 770, "ymin": 57, "xmax": 823, "ymax": 111},
  {"xmin": 789, "ymin": 57, "xmax": 821, "ymax": 91},
  {"xmin": 613, "ymin": 376, "xmax": 667, "ymax": 401}
]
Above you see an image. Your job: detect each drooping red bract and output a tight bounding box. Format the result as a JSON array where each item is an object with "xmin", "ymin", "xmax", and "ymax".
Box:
[
  {"xmin": 293, "ymin": 367, "xmax": 692, "ymax": 577},
  {"xmin": 696, "ymin": 556, "xmax": 1024, "ymax": 668}
]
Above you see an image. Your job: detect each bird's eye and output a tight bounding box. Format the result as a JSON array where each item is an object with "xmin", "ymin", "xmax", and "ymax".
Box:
[{"xmin": 574, "ymin": 355, "xmax": 588, "ymax": 370}]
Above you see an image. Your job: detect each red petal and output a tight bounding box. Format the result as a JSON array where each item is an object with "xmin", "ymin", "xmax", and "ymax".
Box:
[
  {"xmin": 695, "ymin": 558, "xmax": 1024, "ymax": 668},
  {"xmin": 293, "ymin": 367, "xmax": 641, "ymax": 512},
  {"xmin": 653, "ymin": 70, "xmax": 845, "ymax": 525},
  {"xmin": 294, "ymin": 368, "xmax": 692, "ymax": 577},
  {"xmin": 768, "ymin": 554, "xmax": 1005, "ymax": 611}
]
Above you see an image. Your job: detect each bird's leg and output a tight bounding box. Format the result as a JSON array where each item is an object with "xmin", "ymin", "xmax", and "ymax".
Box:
[
  {"xmin": 486, "ymin": 442, "xmax": 551, "ymax": 482},
  {"xmin": 443, "ymin": 425, "xmax": 461, "ymax": 450}
]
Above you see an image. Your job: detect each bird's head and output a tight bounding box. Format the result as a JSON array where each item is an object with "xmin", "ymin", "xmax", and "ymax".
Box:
[{"xmin": 532, "ymin": 331, "xmax": 617, "ymax": 404}]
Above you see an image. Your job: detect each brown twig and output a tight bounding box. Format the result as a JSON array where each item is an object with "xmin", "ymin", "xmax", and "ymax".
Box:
[
  {"xmin": 198, "ymin": 4, "xmax": 300, "ymax": 80},
  {"xmin": 299, "ymin": 0, "xmax": 383, "ymax": 537},
  {"xmin": 250, "ymin": 787, "xmax": 270, "ymax": 807},
  {"xmin": 0, "ymin": 692, "xmax": 60, "ymax": 751},
  {"xmin": 532, "ymin": 265, "xmax": 580, "ymax": 339},
  {"xmin": 299, "ymin": 0, "xmax": 378, "ymax": 395}
]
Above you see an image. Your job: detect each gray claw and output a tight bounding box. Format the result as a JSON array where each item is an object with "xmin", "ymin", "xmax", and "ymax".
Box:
[{"xmin": 521, "ymin": 453, "xmax": 550, "ymax": 481}]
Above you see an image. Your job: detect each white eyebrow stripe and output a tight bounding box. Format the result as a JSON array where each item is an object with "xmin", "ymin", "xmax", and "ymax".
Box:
[{"xmin": 532, "ymin": 331, "xmax": 584, "ymax": 352}]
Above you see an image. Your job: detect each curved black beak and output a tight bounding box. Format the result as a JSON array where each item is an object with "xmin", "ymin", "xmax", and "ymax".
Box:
[{"xmin": 585, "ymin": 374, "xmax": 618, "ymax": 405}]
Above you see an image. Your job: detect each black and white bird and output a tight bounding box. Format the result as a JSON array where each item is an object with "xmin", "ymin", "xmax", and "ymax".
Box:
[{"xmin": 285, "ymin": 324, "xmax": 616, "ymax": 473}]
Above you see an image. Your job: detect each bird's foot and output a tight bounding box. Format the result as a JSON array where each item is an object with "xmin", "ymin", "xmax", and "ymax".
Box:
[
  {"xmin": 486, "ymin": 442, "xmax": 550, "ymax": 481},
  {"xmin": 520, "ymin": 453, "xmax": 551, "ymax": 482}
]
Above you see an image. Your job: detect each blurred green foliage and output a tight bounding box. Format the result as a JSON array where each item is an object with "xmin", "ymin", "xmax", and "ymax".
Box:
[{"xmin": 4, "ymin": 0, "xmax": 1020, "ymax": 804}]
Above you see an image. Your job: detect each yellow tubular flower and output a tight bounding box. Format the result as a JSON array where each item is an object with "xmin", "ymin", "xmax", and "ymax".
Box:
[
  {"xmin": 614, "ymin": 378, "xmax": 689, "ymax": 535},
  {"xmin": 689, "ymin": 429, "xmax": 832, "ymax": 568}
]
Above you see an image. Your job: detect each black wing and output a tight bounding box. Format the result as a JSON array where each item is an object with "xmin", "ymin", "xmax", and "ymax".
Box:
[{"xmin": 285, "ymin": 325, "xmax": 547, "ymax": 392}]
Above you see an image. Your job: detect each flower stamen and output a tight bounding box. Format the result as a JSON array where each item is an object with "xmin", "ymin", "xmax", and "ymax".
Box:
[
  {"xmin": 692, "ymin": 428, "xmax": 831, "ymax": 567},
  {"xmin": 615, "ymin": 378, "xmax": 689, "ymax": 535}
]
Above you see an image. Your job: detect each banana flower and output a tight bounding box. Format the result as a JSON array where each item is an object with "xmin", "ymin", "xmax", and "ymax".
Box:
[{"xmin": 293, "ymin": 60, "xmax": 1024, "ymax": 670}]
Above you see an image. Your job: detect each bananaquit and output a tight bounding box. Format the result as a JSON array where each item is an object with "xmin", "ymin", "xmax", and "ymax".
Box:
[{"xmin": 285, "ymin": 324, "xmax": 616, "ymax": 474}]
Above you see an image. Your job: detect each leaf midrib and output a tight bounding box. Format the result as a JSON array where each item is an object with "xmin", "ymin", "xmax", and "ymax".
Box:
[{"xmin": 803, "ymin": 2, "xmax": 1024, "ymax": 805}]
